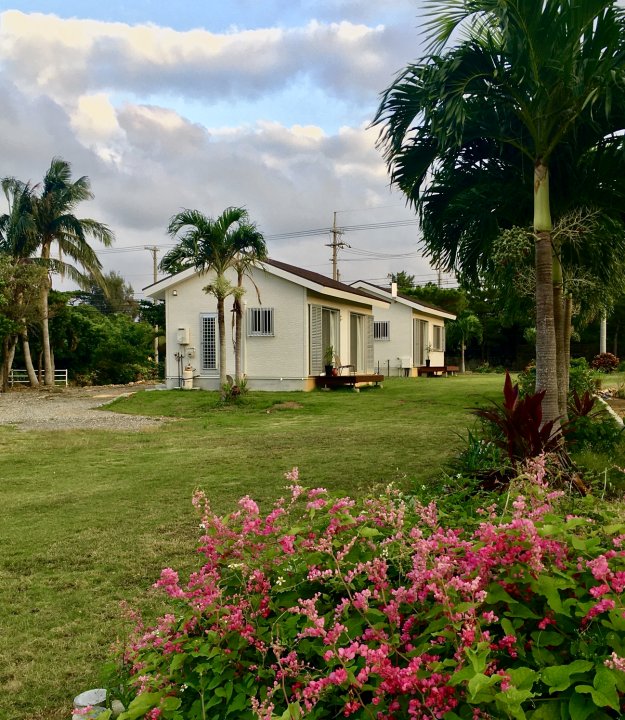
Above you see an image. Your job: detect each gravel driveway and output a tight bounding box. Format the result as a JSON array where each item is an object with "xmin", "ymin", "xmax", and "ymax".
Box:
[{"xmin": 0, "ymin": 383, "xmax": 167, "ymax": 431}]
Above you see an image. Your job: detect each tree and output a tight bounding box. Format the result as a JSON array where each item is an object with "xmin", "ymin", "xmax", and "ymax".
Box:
[
  {"xmin": 4, "ymin": 158, "xmax": 114, "ymax": 386},
  {"xmin": 375, "ymin": 0, "xmax": 625, "ymax": 424},
  {"xmin": 75, "ymin": 270, "xmax": 139, "ymax": 318},
  {"xmin": 390, "ymin": 271, "xmax": 416, "ymax": 293},
  {"xmin": 160, "ymin": 207, "xmax": 266, "ymax": 388},
  {"xmin": 0, "ymin": 256, "xmax": 47, "ymax": 390},
  {"xmin": 446, "ymin": 312, "xmax": 483, "ymax": 373},
  {"xmin": 0, "ymin": 178, "xmax": 43, "ymax": 386}
]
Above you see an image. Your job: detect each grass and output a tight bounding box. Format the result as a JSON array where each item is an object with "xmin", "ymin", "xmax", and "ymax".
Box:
[{"xmin": 0, "ymin": 373, "xmax": 622, "ymax": 719}]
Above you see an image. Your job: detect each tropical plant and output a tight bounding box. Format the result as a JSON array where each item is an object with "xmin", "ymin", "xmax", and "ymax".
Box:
[
  {"xmin": 591, "ymin": 352, "xmax": 620, "ymax": 373},
  {"xmin": 0, "ymin": 177, "xmax": 42, "ymax": 386},
  {"xmin": 5, "ymin": 158, "xmax": 115, "ymax": 386},
  {"xmin": 160, "ymin": 207, "xmax": 266, "ymax": 387},
  {"xmin": 473, "ymin": 371, "xmax": 564, "ymax": 466},
  {"xmin": 374, "ymin": 0, "xmax": 625, "ymax": 425},
  {"xmin": 446, "ymin": 312, "xmax": 482, "ymax": 373},
  {"xmin": 107, "ymin": 463, "xmax": 625, "ymax": 720}
]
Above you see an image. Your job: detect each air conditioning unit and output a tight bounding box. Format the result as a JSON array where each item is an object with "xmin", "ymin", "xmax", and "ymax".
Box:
[
  {"xmin": 399, "ymin": 356, "xmax": 412, "ymax": 369},
  {"xmin": 176, "ymin": 327, "xmax": 190, "ymax": 345}
]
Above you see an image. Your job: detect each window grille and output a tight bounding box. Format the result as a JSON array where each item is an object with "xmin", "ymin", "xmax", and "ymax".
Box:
[
  {"xmin": 200, "ymin": 314, "xmax": 218, "ymax": 371},
  {"xmin": 248, "ymin": 307, "xmax": 274, "ymax": 336},
  {"xmin": 374, "ymin": 320, "xmax": 390, "ymax": 341}
]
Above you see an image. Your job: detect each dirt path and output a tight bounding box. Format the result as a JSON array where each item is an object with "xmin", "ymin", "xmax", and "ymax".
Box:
[{"xmin": 0, "ymin": 383, "xmax": 167, "ymax": 431}]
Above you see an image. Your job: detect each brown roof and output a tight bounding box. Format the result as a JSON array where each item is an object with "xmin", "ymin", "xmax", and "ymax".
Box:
[{"xmin": 262, "ymin": 258, "xmax": 383, "ymax": 303}]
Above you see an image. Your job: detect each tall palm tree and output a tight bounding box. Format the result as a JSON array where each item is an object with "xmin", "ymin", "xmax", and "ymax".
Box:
[
  {"xmin": 29, "ymin": 158, "xmax": 114, "ymax": 386},
  {"xmin": 160, "ymin": 206, "xmax": 266, "ymax": 388},
  {"xmin": 0, "ymin": 178, "xmax": 43, "ymax": 386},
  {"xmin": 375, "ymin": 0, "xmax": 625, "ymax": 424}
]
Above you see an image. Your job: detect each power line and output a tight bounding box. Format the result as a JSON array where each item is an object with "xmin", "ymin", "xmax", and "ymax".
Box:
[{"xmin": 95, "ymin": 217, "xmax": 421, "ymax": 255}]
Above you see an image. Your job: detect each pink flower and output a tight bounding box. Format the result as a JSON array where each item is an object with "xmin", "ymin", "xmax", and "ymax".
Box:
[{"xmin": 278, "ymin": 534, "xmax": 296, "ymax": 554}]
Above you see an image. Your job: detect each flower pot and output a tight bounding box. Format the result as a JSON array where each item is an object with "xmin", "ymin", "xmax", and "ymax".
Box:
[{"xmin": 324, "ymin": 365, "xmax": 334, "ymax": 376}]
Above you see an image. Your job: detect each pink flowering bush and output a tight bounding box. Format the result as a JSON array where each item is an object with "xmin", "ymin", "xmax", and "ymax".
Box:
[{"xmin": 109, "ymin": 461, "xmax": 625, "ymax": 720}]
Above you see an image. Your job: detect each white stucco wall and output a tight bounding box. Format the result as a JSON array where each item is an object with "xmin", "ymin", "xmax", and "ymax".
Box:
[
  {"xmin": 371, "ymin": 302, "xmax": 448, "ymax": 375},
  {"xmin": 159, "ymin": 266, "xmax": 381, "ymax": 390},
  {"xmin": 163, "ymin": 266, "xmax": 313, "ymax": 390}
]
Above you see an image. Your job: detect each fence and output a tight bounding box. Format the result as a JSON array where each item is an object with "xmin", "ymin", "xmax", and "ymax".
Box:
[{"xmin": 8, "ymin": 369, "xmax": 68, "ymax": 387}]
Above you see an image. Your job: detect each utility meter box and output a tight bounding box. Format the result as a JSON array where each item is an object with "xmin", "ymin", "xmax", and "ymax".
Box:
[{"xmin": 176, "ymin": 327, "xmax": 190, "ymax": 345}]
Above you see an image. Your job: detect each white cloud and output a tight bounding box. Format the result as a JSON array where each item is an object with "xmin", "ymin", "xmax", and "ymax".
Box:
[
  {"xmin": 0, "ymin": 8, "xmax": 439, "ymax": 292},
  {"xmin": 0, "ymin": 11, "xmax": 417, "ymax": 106}
]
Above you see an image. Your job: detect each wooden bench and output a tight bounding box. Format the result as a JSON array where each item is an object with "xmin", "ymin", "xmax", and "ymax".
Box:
[
  {"xmin": 315, "ymin": 373, "xmax": 384, "ymax": 389},
  {"xmin": 417, "ymin": 365, "xmax": 459, "ymax": 377}
]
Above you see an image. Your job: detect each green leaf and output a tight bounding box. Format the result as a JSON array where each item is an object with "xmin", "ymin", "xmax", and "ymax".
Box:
[
  {"xmin": 593, "ymin": 666, "xmax": 619, "ymax": 709},
  {"xmin": 468, "ymin": 672, "xmax": 500, "ymax": 700},
  {"xmin": 531, "ymin": 630, "xmax": 564, "ymax": 647},
  {"xmin": 226, "ymin": 693, "xmax": 248, "ymax": 714},
  {"xmin": 508, "ymin": 667, "xmax": 538, "ymax": 691},
  {"xmin": 161, "ymin": 697, "xmax": 182, "ymax": 712},
  {"xmin": 465, "ymin": 643, "xmax": 490, "ymax": 673},
  {"xmin": 575, "ymin": 684, "xmax": 619, "ymax": 711},
  {"xmin": 169, "ymin": 653, "xmax": 187, "ymax": 672},
  {"xmin": 274, "ymin": 702, "xmax": 302, "ymax": 720},
  {"xmin": 536, "ymin": 575, "xmax": 568, "ymax": 615},
  {"xmin": 542, "ymin": 661, "xmax": 594, "ymax": 693},
  {"xmin": 358, "ymin": 526, "xmax": 381, "ymax": 538},
  {"xmin": 118, "ymin": 692, "xmax": 162, "ymax": 720},
  {"xmin": 569, "ymin": 692, "xmax": 596, "ymax": 720},
  {"xmin": 528, "ymin": 702, "xmax": 561, "ymax": 719}
]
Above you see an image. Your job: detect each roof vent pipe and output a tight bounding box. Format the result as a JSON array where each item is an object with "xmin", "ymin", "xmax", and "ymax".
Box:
[{"xmin": 391, "ymin": 282, "xmax": 398, "ymax": 298}]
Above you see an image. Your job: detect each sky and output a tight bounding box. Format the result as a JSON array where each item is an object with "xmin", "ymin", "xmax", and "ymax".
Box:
[{"xmin": 0, "ymin": 1, "xmax": 456, "ymax": 298}]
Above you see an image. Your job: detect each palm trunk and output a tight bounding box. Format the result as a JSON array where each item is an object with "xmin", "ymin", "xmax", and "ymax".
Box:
[
  {"xmin": 460, "ymin": 339, "xmax": 466, "ymax": 373},
  {"xmin": 533, "ymin": 160, "xmax": 560, "ymax": 425},
  {"xmin": 563, "ymin": 293, "xmax": 573, "ymax": 404},
  {"xmin": 234, "ymin": 269, "xmax": 243, "ymax": 383},
  {"xmin": 21, "ymin": 325, "xmax": 39, "ymax": 387},
  {"xmin": 41, "ymin": 243, "xmax": 54, "ymax": 386},
  {"xmin": 552, "ymin": 245, "xmax": 567, "ymax": 419},
  {"xmin": 1, "ymin": 335, "xmax": 18, "ymax": 392},
  {"xmin": 217, "ymin": 294, "xmax": 227, "ymax": 389}
]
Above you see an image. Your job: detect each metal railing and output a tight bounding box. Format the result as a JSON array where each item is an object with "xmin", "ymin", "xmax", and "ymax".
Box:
[{"xmin": 9, "ymin": 369, "xmax": 68, "ymax": 386}]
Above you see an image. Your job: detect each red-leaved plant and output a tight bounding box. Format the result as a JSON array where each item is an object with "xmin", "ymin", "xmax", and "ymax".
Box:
[
  {"xmin": 107, "ymin": 461, "xmax": 625, "ymax": 720},
  {"xmin": 472, "ymin": 371, "xmax": 563, "ymax": 464}
]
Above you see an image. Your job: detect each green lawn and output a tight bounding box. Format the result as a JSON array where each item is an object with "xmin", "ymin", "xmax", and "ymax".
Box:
[{"xmin": 0, "ymin": 374, "xmax": 620, "ymax": 719}]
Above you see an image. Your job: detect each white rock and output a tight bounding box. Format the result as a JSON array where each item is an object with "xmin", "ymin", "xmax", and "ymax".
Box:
[{"xmin": 74, "ymin": 688, "xmax": 107, "ymax": 708}]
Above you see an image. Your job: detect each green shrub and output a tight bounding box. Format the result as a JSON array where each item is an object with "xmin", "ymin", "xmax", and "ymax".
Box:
[
  {"xmin": 518, "ymin": 358, "xmax": 596, "ymax": 399},
  {"xmin": 105, "ymin": 464, "xmax": 625, "ymax": 720}
]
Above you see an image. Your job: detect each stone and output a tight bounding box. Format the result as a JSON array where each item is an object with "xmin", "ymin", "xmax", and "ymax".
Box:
[
  {"xmin": 74, "ymin": 688, "xmax": 107, "ymax": 708},
  {"xmin": 111, "ymin": 699, "xmax": 126, "ymax": 718}
]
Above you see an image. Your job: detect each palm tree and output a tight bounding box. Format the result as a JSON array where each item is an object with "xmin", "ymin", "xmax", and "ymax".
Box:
[
  {"xmin": 160, "ymin": 207, "xmax": 266, "ymax": 388},
  {"xmin": 29, "ymin": 158, "xmax": 114, "ymax": 386},
  {"xmin": 447, "ymin": 313, "xmax": 482, "ymax": 374},
  {"xmin": 375, "ymin": 0, "xmax": 625, "ymax": 425},
  {"xmin": 0, "ymin": 178, "xmax": 43, "ymax": 386}
]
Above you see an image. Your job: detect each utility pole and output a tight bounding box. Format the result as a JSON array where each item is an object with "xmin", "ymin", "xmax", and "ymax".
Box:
[
  {"xmin": 145, "ymin": 246, "xmax": 160, "ymax": 367},
  {"xmin": 326, "ymin": 211, "xmax": 348, "ymax": 281}
]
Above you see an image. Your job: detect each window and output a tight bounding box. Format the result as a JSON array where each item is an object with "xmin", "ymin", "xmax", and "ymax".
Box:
[
  {"xmin": 433, "ymin": 325, "xmax": 445, "ymax": 351},
  {"xmin": 413, "ymin": 319, "xmax": 429, "ymax": 365},
  {"xmin": 309, "ymin": 305, "xmax": 340, "ymax": 375},
  {"xmin": 374, "ymin": 320, "xmax": 390, "ymax": 341},
  {"xmin": 248, "ymin": 307, "xmax": 274, "ymax": 336},
  {"xmin": 200, "ymin": 313, "xmax": 218, "ymax": 371}
]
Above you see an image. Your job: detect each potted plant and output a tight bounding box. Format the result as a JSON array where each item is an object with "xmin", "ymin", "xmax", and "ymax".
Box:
[
  {"xmin": 324, "ymin": 345, "xmax": 335, "ymax": 376},
  {"xmin": 425, "ymin": 344, "xmax": 433, "ymax": 367}
]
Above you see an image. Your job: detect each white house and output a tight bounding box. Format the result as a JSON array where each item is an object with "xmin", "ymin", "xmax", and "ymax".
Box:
[
  {"xmin": 144, "ymin": 259, "xmax": 389, "ymax": 391},
  {"xmin": 350, "ymin": 281, "xmax": 456, "ymax": 376}
]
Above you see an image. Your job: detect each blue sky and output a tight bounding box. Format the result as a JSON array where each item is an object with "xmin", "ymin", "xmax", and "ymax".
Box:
[{"xmin": 0, "ymin": 1, "xmax": 452, "ymax": 293}]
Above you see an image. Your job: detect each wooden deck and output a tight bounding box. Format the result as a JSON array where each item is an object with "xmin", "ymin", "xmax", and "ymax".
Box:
[
  {"xmin": 417, "ymin": 365, "xmax": 459, "ymax": 377},
  {"xmin": 315, "ymin": 373, "xmax": 384, "ymax": 389}
]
